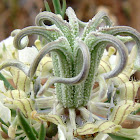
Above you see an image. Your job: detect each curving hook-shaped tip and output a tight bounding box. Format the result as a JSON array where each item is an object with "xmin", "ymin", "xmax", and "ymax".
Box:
[
  {"xmin": 12, "ymin": 29, "xmax": 29, "ymax": 50},
  {"xmin": 0, "ymin": 60, "xmax": 29, "ymax": 76},
  {"xmin": 94, "ymin": 33, "xmax": 128, "ymax": 79},
  {"xmin": 29, "ymin": 37, "xmax": 90, "ymax": 96},
  {"xmin": 37, "ymin": 40, "xmax": 90, "ymax": 96},
  {"xmin": 99, "ymin": 26, "xmax": 140, "ymax": 71}
]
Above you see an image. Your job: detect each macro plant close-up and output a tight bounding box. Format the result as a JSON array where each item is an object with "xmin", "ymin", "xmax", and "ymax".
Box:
[{"xmin": 0, "ymin": 0, "xmax": 140, "ymax": 140}]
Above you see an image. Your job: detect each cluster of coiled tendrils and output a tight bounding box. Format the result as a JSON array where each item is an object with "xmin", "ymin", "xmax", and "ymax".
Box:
[
  {"xmin": 0, "ymin": 7, "xmax": 140, "ymax": 139},
  {"xmin": 12, "ymin": 8, "xmax": 129, "ymax": 107}
]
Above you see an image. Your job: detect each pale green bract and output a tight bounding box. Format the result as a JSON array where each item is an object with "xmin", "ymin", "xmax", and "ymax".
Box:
[{"xmin": 0, "ymin": 6, "xmax": 140, "ymax": 140}]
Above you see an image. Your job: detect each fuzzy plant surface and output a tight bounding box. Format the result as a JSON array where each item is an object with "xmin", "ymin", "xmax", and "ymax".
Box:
[{"xmin": 0, "ymin": 1, "xmax": 140, "ymax": 140}]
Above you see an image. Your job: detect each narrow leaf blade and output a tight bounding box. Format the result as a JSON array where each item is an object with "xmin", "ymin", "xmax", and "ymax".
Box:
[
  {"xmin": 52, "ymin": 0, "xmax": 62, "ymax": 15},
  {"xmin": 0, "ymin": 73, "xmax": 14, "ymax": 90},
  {"xmin": 17, "ymin": 109, "xmax": 37, "ymax": 140},
  {"xmin": 62, "ymin": 0, "xmax": 66, "ymax": 18},
  {"xmin": 44, "ymin": 0, "xmax": 51, "ymax": 12},
  {"xmin": 39, "ymin": 122, "xmax": 46, "ymax": 140},
  {"xmin": 108, "ymin": 134, "xmax": 134, "ymax": 140}
]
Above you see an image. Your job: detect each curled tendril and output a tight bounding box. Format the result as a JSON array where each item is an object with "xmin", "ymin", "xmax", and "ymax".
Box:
[
  {"xmin": 86, "ymin": 32, "xmax": 128, "ymax": 79},
  {"xmin": 29, "ymin": 37, "xmax": 72, "ymax": 78},
  {"xmin": 0, "ymin": 60, "xmax": 29, "ymax": 76},
  {"xmin": 11, "ymin": 29, "xmax": 21, "ymax": 36},
  {"xmin": 13, "ymin": 26, "xmax": 63, "ymax": 50},
  {"xmin": 35, "ymin": 11, "xmax": 71, "ymax": 30},
  {"xmin": 72, "ymin": 32, "xmax": 128, "ymax": 106},
  {"xmin": 35, "ymin": 11, "xmax": 74, "ymax": 46},
  {"xmin": 11, "ymin": 29, "xmax": 29, "ymax": 49},
  {"xmin": 99, "ymin": 26, "xmax": 140, "ymax": 70},
  {"xmin": 82, "ymin": 11, "xmax": 113, "ymax": 39},
  {"xmin": 29, "ymin": 37, "xmax": 90, "ymax": 96}
]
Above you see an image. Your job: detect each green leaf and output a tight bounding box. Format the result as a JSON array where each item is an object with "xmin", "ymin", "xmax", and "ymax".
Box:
[
  {"xmin": 108, "ymin": 134, "xmax": 134, "ymax": 140},
  {"xmin": 39, "ymin": 122, "xmax": 46, "ymax": 140},
  {"xmin": 17, "ymin": 109, "xmax": 37, "ymax": 140},
  {"xmin": 32, "ymin": 126, "xmax": 38, "ymax": 138},
  {"xmin": 44, "ymin": 0, "xmax": 51, "ymax": 12},
  {"xmin": 0, "ymin": 118, "xmax": 9, "ymax": 127},
  {"xmin": 52, "ymin": 0, "xmax": 62, "ymax": 15},
  {"xmin": 0, "ymin": 73, "xmax": 14, "ymax": 90},
  {"xmin": 61, "ymin": 0, "xmax": 66, "ymax": 18},
  {"xmin": 0, "ymin": 124, "xmax": 8, "ymax": 134}
]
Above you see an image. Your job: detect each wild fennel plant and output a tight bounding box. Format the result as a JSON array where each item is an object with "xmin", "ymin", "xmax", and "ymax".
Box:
[{"xmin": 0, "ymin": 1, "xmax": 140, "ymax": 140}]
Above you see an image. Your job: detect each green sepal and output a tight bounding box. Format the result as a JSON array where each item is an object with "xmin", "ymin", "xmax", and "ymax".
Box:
[
  {"xmin": 17, "ymin": 109, "xmax": 37, "ymax": 140},
  {"xmin": 39, "ymin": 122, "xmax": 46, "ymax": 140}
]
